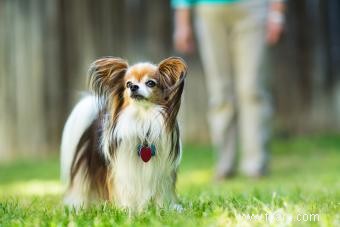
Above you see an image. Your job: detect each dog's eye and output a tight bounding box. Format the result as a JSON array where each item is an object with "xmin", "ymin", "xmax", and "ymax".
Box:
[
  {"xmin": 145, "ymin": 80, "xmax": 156, "ymax": 88},
  {"xmin": 126, "ymin": 81, "xmax": 132, "ymax": 88}
]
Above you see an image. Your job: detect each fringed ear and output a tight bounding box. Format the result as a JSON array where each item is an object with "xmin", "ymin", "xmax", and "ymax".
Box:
[
  {"xmin": 158, "ymin": 57, "xmax": 187, "ymax": 130},
  {"xmin": 158, "ymin": 57, "xmax": 187, "ymax": 94},
  {"xmin": 88, "ymin": 57, "xmax": 128, "ymax": 107}
]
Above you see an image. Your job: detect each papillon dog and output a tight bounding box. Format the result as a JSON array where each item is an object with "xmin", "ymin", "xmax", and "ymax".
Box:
[{"xmin": 60, "ymin": 56, "xmax": 187, "ymax": 212}]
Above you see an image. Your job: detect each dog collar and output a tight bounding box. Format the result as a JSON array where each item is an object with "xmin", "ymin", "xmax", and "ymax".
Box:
[{"xmin": 137, "ymin": 143, "xmax": 156, "ymax": 163}]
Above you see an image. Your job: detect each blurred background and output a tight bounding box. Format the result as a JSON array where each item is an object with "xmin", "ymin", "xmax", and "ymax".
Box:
[{"xmin": 0, "ymin": 0, "xmax": 340, "ymax": 160}]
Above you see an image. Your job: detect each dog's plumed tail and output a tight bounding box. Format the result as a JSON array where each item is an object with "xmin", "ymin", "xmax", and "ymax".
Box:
[{"xmin": 60, "ymin": 96, "xmax": 99, "ymax": 185}]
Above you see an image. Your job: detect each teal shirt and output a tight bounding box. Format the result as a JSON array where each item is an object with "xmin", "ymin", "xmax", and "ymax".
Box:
[{"xmin": 171, "ymin": 0, "xmax": 240, "ymax": 8}]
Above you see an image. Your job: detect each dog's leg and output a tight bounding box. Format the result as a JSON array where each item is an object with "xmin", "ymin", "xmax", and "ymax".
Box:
[
  {"xmin": 155, "ymin": 189, "xmax": 183, "ymax": 212},
  {"xmin": 63, "ymin": 165, "xmax": 89, "ymax": 209},
  {"xmin": 153, "ymin": 171, "xmax": 183, "ymax": 212},
  {"xmin": 169, "ymin": 189, "xmax": 184, "ymax": 213}
]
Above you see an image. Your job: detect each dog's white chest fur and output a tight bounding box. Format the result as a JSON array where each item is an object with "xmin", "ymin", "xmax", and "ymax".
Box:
[{"xmin": 109, "ymin": 103, "xmax": 175, "ymax": 210}]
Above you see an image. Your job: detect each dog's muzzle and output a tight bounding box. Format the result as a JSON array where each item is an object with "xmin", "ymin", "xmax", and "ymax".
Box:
[{"xmin": 131, "ymin": 92, "xmax": 145, "ymax": 100}]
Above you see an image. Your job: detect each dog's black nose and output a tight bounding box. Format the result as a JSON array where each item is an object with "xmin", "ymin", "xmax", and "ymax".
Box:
[{"xmin": 130, "ymin": 84, "xmax": 139, "ymax": 92}]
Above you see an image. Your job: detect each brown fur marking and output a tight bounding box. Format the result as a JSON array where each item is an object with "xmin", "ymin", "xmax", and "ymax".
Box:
[
  {"xmin": 70, "ymin": 117, "xmax": 111, "ymax": 200},
  {"xmin": 125, "ymin": 64, "xmax": 157, "ymax": 82}
]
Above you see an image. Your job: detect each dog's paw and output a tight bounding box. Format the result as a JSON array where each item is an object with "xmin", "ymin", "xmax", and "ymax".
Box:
[
  {"xmin": 171, "ymin": 203, "xmax": 184, "ymax": 213},
  {"xmin": 63, "ymin": 195, "xmax": 85, "ymax": 210}
]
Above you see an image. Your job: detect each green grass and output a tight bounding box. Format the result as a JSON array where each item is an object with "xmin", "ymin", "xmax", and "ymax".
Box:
[{"xmin": 1, "ymin": 135, "xmax": 339, "ymax": 226}]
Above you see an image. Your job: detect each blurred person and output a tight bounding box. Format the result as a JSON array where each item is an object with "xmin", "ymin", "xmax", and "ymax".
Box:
[{"xmin": 172, "ymin": 0, "xmax": 285, "ymax": 179}]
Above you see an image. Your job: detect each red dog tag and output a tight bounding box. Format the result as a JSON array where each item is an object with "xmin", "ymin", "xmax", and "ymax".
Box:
[{"xmin": 140, "ymin": 146, "xmax": 152, "ymax": 162}]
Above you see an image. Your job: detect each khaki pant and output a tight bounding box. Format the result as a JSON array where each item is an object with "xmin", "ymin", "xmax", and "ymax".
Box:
[{"xmin": 194, "ymin": 0, "xmax": 272, "ymax": 177}]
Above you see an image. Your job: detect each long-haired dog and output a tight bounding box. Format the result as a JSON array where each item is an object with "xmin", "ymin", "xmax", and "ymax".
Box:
[{"xmin": 60, "ymin": 56, "xmax": 187, "ymax": 212}]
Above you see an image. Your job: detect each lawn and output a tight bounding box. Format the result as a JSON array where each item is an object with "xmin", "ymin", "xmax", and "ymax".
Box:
[{"xmin": 0, "ymin": 135, "xmax": 339, "ymax": 226}]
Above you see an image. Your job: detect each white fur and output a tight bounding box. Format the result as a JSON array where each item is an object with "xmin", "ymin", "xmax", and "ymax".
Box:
[
  {"xmin": 60, "ymin": 96, "xmax": 99, "ymax": 185},
  {"xmin": 109, "ymin": 102, "xmax": 179, "ymax": 210},
  {"xmin": 61, "ymin": 96, "xmax": 182, "ymax": 211}
]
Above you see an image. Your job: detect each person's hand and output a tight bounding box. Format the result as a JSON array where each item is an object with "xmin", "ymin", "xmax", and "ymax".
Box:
[
  {"xmin": 173, "ymin": 8, "xmax": 195, "ymax": 55},
  {"xmin": 266, "ymin": 2, "xmax": 285, "ymax": 45},
  {"xmin": 266, "ymin": 17, "xmax": 284, "ymax": 45},
  {"xmin": 174, "ymin": 24, "xmax": 195, "ymax": 54}
]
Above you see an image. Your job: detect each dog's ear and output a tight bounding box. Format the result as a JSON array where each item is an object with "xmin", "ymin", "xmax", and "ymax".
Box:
[
  {"xmin": 158, "ymin": 57, "xmax": 187, "ymax": 130},
  {"xmin": 158, "ymin": 57, "xmax": 187, "ymax": 89},
  {"xmin": 88, "ymin": 57, "xmax": 128, "ymax": 105}
]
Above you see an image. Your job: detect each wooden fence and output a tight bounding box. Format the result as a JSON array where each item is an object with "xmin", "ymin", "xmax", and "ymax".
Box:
[{"xmin": 0, "ymin": 0, "xmax": 339, "ymax": 160}]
